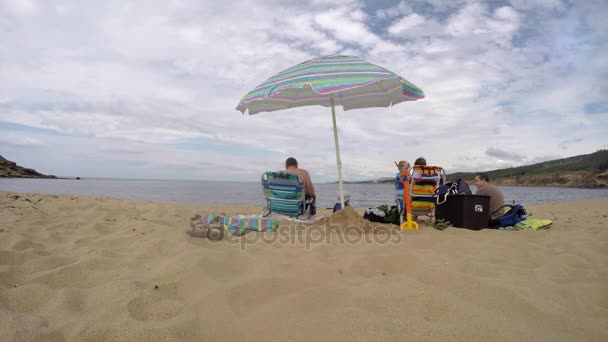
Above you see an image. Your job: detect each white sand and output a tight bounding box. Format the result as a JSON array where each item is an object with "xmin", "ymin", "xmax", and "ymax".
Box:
[{"xmin": 0, "ymin": 191, "xmax": 607, "ymax": 341}]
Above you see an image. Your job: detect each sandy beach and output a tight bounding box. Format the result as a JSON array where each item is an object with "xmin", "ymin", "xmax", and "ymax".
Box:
[{"xmin": 1, "ymin": 191, "xmax": 607, "ymax": 341}]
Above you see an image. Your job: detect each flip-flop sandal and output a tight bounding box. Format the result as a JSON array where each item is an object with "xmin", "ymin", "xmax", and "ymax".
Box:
[{"xmin": 433, "ymin": 218, "xmax": 452, "ymax": 230}]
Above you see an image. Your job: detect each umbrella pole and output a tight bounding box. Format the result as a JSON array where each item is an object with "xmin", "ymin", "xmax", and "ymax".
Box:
[{"xmin": 330, "ymin": 97, "xmax": 345, "ymax": 209}]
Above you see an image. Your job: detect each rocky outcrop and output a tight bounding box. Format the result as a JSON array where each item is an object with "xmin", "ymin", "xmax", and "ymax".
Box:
[{"xmin": 0, "ymin": 155, "xmax": 57, "ymax": 178}]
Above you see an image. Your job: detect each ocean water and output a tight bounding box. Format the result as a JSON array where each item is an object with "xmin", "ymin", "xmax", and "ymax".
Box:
[{"xmin": 1, "ymin": 178, "xmax": 607, "ymax": 209}]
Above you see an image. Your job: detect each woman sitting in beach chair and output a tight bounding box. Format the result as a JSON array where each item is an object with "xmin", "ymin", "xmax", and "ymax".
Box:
[
  {"xmin": 261, "ymin": 171, "xmax": 314, "ymax": 220},
  {"xmin": 410, "ymin": 160, "xmax": 446, "ymax": 219},
  {"xmin": 394, "ymin": 159, "xmax": 446, "ymax": 222}
]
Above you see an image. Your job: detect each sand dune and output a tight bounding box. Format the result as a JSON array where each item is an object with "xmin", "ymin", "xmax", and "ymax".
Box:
[{"xmin": 1, "ymin": 191, "xmax": 607, "ymax": 341}]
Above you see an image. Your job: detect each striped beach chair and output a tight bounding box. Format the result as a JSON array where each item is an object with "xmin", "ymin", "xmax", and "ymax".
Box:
[
  {"xmin": 190, "ymin": 214, "xmax": 278, "ymax": 239},
  {"xmin": 261, "ymin": 171, "xmax": 313, "ymax": 219},
  {"xmin": 410, "ymin": 165, "xmax": 446, "ymax": 218}
]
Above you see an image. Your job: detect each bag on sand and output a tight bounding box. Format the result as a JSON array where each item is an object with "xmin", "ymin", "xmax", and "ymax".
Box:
[
  {"xmin": 435, "ymin": 179, "xmax": 472, "ymax": 204},
  {"xmin": 488, "ymin": 204, "xmax": 527, "ymax": 228},
  {"xmin": 363, "ymin": 205, "xmax": 400, "ymax": 225}
]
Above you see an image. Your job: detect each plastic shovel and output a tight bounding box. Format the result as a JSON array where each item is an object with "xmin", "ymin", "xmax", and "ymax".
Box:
[{"xmin": 399, "ymin": 172, "xmax": 419, "ymax": 230}]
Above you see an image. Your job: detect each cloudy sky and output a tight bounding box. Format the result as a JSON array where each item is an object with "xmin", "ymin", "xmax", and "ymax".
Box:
[{"xmin": 1, "ymin": 0, "xmax": 606, "ymax": 182}]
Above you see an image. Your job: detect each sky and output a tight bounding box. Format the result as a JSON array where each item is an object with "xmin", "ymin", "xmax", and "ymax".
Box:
[{"xmin": 1, "ymin": 0, "xmax": 607, "ymax": 182}]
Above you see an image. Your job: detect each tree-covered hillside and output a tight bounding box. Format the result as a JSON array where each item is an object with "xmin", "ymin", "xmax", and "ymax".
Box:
[{"xmin": 448, "ymin": 150, "xmax": 608, "ymax": 181}]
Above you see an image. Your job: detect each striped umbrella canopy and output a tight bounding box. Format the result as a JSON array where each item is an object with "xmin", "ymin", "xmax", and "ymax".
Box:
[{"xmin": 235, "ymin": 54, "xmax": 425, "ymax": 208}]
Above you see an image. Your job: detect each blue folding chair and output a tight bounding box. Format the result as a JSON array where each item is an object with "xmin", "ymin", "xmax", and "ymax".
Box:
[{"xmin": 261, "ymin": 171, "xmax": 314, "ymax": 219}]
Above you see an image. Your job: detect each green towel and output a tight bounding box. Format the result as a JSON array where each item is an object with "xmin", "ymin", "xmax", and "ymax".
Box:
[{"xmin": 499, "ymin": 218, "xmax": 552, "ymax": 231}]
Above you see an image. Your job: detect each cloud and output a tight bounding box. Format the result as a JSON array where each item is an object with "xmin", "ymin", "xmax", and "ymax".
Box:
[
  {"xmin": 0, "ymin": 0, "xmax": 606, "ymax": 181},
  {"xmin": 387, "ymin": 13, "xmax": 426, "ymax": 35},
  {"xmin": 0, "ymin": 133, "xmax": 42, "ymax": 148},
  {"xmin": 314, "ymin": 5, "xmax": 379, "ymax": 48},
  {"xmin": 97, "ymin": 147, "xmax": 144, "ymax": 155},
  {"xmin": 509, "ymin": 0, "xmax": 565, "ymax": 11},
  {"xmin": 375, "ymin": 2, "xmax": 411, "ymax": 19},
  {"xmin": 0, "ymin": 0, "xmax": 39, "ymax": 16},
  {"xmin": 485, "ymin": 147, "xmax": 526, "ymax": 162}
]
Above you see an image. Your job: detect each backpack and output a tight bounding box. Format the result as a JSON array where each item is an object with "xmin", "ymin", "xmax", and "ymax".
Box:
[
  {"xmin": 488, "ymin": 204, "xmax": 527, "ymax": 228},
  {"xmin": 363, "ymin": 205, "xmax": 400, "ymax": 225},
  {"xmin": 435, "ymin": 179, "xmax": 472, "ymax": 204},
  {"xmin": 332, "ymin": 202, "xmax": 350, "ymax": 213}
]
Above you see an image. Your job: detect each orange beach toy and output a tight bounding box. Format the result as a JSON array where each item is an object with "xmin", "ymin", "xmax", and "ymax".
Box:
[{"xmin": 399, "ymin": 172, "xmax": 419, "ymax": 230}]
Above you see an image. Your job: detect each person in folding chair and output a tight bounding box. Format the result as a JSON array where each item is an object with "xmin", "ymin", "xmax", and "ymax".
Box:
[
  {"xmin": 284, "ymin": 157, "xmax": 316, "ymax": 215},
  {"xmin": 410, "ymin": 157, "xmax": 446, "ymax": 220},
  {"xmin": 260, "ymin": 157, "xmax": 316, "ymax": 219}
]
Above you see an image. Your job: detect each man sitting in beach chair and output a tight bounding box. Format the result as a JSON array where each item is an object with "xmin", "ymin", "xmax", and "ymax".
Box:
[
  {"xmin": 284, "ymin": 157, "xmax": 316, "ymax": 214},
  {"xmin": 261, "ymin": 166, "xmax": 315, "ymax": 219}
]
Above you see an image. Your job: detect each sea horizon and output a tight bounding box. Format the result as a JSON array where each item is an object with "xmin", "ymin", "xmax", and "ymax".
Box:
[
  {"xmin": 2, "ymin": 177, "xmax": 608, "ymax": 209},
  {"xmin": 5, "ymin": 175, "xmax": 608, "ymax": 188}
]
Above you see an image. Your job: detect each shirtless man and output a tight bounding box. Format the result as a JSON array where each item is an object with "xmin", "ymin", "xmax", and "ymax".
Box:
[{"xmin": 284, "ymin": 157, "xmax": 316, "ymax": 215}]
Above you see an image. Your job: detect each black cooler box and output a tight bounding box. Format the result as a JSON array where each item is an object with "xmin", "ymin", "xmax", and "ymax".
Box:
[{"xmin": 435, "ymin": 194, "xmax": 490, "ymax": 230}]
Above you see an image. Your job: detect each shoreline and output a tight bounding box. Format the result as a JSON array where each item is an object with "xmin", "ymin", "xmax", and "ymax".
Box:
[
  {"xmin": 1, "ymin": 187, "xmax": 607, "ymax": 212},
  {"xmin": 1, "ymin": 186, "xmax": 607, "ymax": 211}
]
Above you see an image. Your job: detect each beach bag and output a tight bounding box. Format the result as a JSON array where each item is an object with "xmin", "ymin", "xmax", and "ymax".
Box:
[
  {"xmin": 332, "ymin": 202, "xmax": 350, "ymax": 213},
  {"xmin": 435, "ymin": 179, "xmax": 472, "ymax": 204},
  {"xmin": 364, "ymin": 205, "xmax": 400, "ymax": 225},
  {"xmin": 488, "ymin": 204, "xmax": 527, "ymax": 228}
]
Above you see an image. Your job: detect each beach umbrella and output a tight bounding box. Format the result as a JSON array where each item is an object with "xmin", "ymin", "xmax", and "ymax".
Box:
[{"xmin": 235, "ymin": 54, "xmax": 424, "ymax": 208}]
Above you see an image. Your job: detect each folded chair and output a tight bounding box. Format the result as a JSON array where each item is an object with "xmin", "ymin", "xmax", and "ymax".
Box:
[
  {"xmin": 261, "ymin": 171, "xmax": 314, "ymax": 220},
  {"xmin": 410, "ymin": 165, "xmax": 446, "ymax": 218}
]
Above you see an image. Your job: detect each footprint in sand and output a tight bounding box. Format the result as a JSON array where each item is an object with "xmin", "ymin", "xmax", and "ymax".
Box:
[
  {"xmin": 0, "ymin": 250, "xmax": 28, "ymax": 266},
  {"xmin": 12, "ymin": 329, "xmax": 65, "ymax": 342},
  {"xmin": 12, "ymin": 239, "xmax": 45, "ymax": 251},
  {"xmin": 0, "ymin": 284, "xmax": 55, "ymax": 312},
  {"xmin": 458, "ymin": 261, "xmax": 500, "ymax": 278},
  {"xmin": 42, "ymin": 220, "xmax": 70, "ymax": 232},
  {"xmin": 127, "ymin": 294, "xmax": 185, "ymax": 321},
  {"xmin": 197, "ymin": 254, "xmax": 256, "ymax": 282},
  {"xmin": 76, "ymin": 323, "xmax": 198, "ymax": 342},
  {"xmin": 227, "ymin": 278, "xmax": 306, "ymax": 314},
  {"xmin": 348, "ymin": 254, "xmax": 413, "ymax": 278},
  {"xmin": 62, "ymin": 288, "xmax": 87, "ymax": 313},
  {"xmin": 0, "ymin": 270, "xmax": 25, "ymax": 287},
  {"xmin": 93, "ymin": 222, "xmax": 116, "ymax": 235},
  {"xmin": 415, "ymin": 268, "xmax": 546, "ymax": 319},
  {"xmin": 415, "ymin": 268, "xmax": 472, "ymax": 287},
  {"xmin": 32, "ymin": 258, "xmax": 117, "ymax": 288}
]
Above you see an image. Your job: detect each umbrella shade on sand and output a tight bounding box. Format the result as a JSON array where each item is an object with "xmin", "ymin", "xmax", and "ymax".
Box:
[{"xmin": 236, "ymin": 54, "xmax": 424, "ymax": 208}]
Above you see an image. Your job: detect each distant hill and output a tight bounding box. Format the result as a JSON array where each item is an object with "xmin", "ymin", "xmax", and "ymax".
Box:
[
  {"xmin": 0, "ymin": 155, "xmax": 56, "ymax": 178},
  {"xmin": 349, "ymin": 150, "xmax": 608, "ymax": 187},
  {"xmin": 448, "ymin": 150, "xmax": 608, "ymax": 187},
  {"xmin": 342, "ymin": 176, "xmax": 394, "ymax": 184}
]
